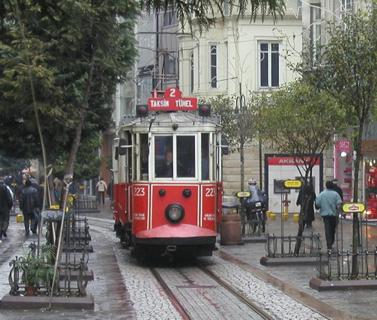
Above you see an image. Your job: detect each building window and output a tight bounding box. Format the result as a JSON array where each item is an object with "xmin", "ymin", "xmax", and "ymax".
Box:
[
  {"xmin": 163, "ymin": 10, "xmax": 177, "ymax": 26},
  {"xmin": 162, "ymin": 53, "xmax": 176, "ymax": 75},
  {"xmin": 210, "ymin": 45, "xmax": 217, "ymax": 88},
  {"xmin": 259, "ymin": 42, "xmax": 280, "ymax": 88},
  {"xmin": 310, "ymin": 4, "xmax": 321, "ymax": 64},
  {"xmin": 342, "ymin": 0, "xmax": 353, "ymax": 11},
  {"xmin": 190, "ymin": 51, "xmax": 194, "ymax": 93}
]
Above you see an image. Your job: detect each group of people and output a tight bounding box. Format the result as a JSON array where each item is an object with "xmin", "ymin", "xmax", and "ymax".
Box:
[
  {"xmin": 296, "ymin": 179, "xmax": 343, "ymax": 252},
  {"xmin": 0, "ymin": 175, "xmax": 42, "ymax": 239},
  {"xmin": 246, "ymin": 176, "xmax": 344, "ymax": 252}
]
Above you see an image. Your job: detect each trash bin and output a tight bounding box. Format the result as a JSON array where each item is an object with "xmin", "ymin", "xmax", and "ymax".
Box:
[
  {"xmin": 220, "ymin": 214, "xmax": 242, "ymax": 245},
  {"xmin": 220, "ymin": 196, "xmax": 242, "ymax": 245}
]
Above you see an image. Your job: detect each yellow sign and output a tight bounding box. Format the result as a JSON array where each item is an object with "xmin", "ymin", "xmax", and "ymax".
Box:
[
  {"xmin": 283, "ymin": 180, "xmax": 302, "ymax": 189},
  {"xmin": 237, "ymin": 191, "xmax": 251, "ymax": 198},
  {"xmin": 342, "ymin": 202, "xmax": 365, "ymax": 213}
]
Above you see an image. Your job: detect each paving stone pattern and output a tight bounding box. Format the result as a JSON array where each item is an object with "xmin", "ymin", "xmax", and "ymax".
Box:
[
  {"xmin": 202, "ymin": 256, "xmax": 326, "ymax": 320},
  {"xmin": 156, "ymin": 266, "xmax": 264, "ymax": 320}
]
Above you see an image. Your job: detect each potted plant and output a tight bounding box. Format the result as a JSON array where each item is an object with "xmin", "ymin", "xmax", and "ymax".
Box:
[{"xmin": 16, "ymin": 244, "xmax": 55, "ymax": 295}]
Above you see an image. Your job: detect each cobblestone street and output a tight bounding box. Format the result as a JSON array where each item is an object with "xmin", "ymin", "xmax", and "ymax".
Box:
[{"xmin": 0, "ymin": 205, "xmax": 376, "ymax": 319}]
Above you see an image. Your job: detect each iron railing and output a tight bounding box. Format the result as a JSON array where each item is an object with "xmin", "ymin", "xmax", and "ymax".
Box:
[
  {"xmin": 266, "ymin": 233, "xmax": 322, "ymax": 258},
  {"xmin": 317, "ymin": 248, "xmax": 377, "ymax": 280},
  {"xmin": 9, "ymin": 210, "xmax": 91, "ymax": 297},
  {"xmin": 73, "ymin": 195, "xmax": 98, "ymax": 213}
]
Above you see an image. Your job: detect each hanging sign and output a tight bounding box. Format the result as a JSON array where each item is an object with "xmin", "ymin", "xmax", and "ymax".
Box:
[
  {"xmin": 236, "ymin": 191, "xmax": 251, "ymax": 198},
  {"xmin": 147, "ymin": 87, "xmax": 198, "ymax": 111},
  {"xmin": 283, "ymin": 179, "xmax": 302, "ymax": 189},
  {"xmin": 342, "ymin": 202, "xmax": 365, "ymax": 213}
]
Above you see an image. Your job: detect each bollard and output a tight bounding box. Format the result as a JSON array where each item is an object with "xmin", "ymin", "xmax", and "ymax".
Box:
[
  {"xmin": 282, "ymin": 213, "xmax": 289, "ymax": 221},
  {"xmin": 16, "ymin": 213, "xmax": 24, "ymax": 223},
  {"xmin": 293, "ymin": 213, "xmax": 299, "ymax": 223},
  {"xmin": 269, "ymin": 212, "xmax": 276, "ymax": 221}
]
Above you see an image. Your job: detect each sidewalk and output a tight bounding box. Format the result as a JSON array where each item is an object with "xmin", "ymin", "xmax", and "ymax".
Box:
[{"xmin": 220, "ymin": 213, "xmax": 377, "ymax": 320}]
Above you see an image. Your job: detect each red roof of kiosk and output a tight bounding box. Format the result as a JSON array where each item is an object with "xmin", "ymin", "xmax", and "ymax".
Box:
[{"xmin": 147, "ymin": 87, "xmax": 198, "ymax": 111}]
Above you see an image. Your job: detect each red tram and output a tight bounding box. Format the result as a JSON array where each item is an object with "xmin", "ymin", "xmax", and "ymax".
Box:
[{"xmin": 112, "ymin": 88, "xmax": 223, "ymax": 258}]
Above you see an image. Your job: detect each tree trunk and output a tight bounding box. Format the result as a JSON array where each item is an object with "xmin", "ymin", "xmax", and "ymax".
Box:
[
  {"xmin": 64, "ymin": 56, "xmax": 95, "ymax": 181},
  {"xmin": 351, "ymin": 127, "xmax": 363, "ymax": 277}
]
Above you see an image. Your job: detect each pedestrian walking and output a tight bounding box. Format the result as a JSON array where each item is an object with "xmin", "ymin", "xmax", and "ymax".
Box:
[
  {"xmin": 0, "ymin": 177, "xmax": 13, "ymax": 240},
  {"xmin": 296, "ymin": 183, "xmax": 316, "ymax": 228},
  {"xmin": 315, "ymin": 181, "xmax": 342, "ymax": 252},
  {"xmin": 19, "ymin": 179, "xmax": 40, "ymax": 236},
  {"xmin": 96, "ymin": 177, "xmax": 107, "ymax": 206}
]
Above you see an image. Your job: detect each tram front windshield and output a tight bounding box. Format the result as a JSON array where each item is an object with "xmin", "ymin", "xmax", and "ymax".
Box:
[{"xmin": 155, "ymin": 136, "xmax": 195, "ymax": 178}]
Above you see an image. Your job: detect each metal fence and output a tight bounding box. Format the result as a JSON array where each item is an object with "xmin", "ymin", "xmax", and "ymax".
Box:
[
  {"xmin": 8, "ymin": 211, "xmax": 91, "ymax": 297},
  {"xmin": 73, "ymin": 195, "xmax": 98, "ymax": 213},
  {"xmin": 266, "ymin": 233, "xmax": 322, "ymax": 258},
  {"xmin": 317, "ymin": 248, "xmax": 377, "ymax": 280}
]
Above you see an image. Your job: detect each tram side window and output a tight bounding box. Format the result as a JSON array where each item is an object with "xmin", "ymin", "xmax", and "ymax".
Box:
[
  {"xmin": 155, "ymin": 136, "xmax": 173, "ymax": 178},
  {"xmin": 140, "ymin": 134, "xmax": 149, "ymax": 179},
  {"xmin": 201, "ymin": 133, "xmax": 210, "ymax": 180},
  {"xmin": 177, "ymin": 136, "xmax": 195, "ymax": 178}
]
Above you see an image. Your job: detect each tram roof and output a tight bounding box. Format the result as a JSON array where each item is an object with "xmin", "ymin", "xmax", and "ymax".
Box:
[{"xmin": 119, "ymin": 111, "xmax": 221, "ymax": 131}]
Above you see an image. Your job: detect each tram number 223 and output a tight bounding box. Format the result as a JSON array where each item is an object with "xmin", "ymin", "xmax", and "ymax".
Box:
[
  {"xmin": 134, "ymin": 187, "xmax": 146, "ymax": 197},
  {"xmin": 205, "ymin": 187, "xmax": 215, "ymax": 197}
]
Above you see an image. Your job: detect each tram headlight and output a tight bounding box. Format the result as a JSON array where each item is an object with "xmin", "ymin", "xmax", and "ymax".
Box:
[{"xmin": 165, "ymin": 204, "xmax": 185, "ymax": 224}]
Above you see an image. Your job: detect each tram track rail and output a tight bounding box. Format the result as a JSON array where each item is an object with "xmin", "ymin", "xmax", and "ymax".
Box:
[
  {"xmin": 150, "ymin": 264, "xmax": 272, "ymax": 320},
  {"xmin": 197, "ymin": 264, "xmax": 273, "ymax": 320},
  {"xmin": 150, "ymin": 267, "xmax": 192, "ymax": 320}
]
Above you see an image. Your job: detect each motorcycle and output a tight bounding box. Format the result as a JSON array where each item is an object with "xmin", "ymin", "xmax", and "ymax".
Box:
[{"xmin": 245, "ymin": 198, "xmax": 267, "ymax": 235}]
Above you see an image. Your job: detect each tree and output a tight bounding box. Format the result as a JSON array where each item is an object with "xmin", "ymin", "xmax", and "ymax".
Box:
[
  {"xmin": 0, "ymin": 0, "xmax": 137, "ymax": 181},
  {"xmin": 306, "ymin": 8, "xmax": 377, "ymax": 276},
  {"xmin": 208, "ymin": 93, "xmax": 255, "ymax": 191},
  {"xmin": 256, "ymin": 80, "xmax": 345, "ymax": 253},
  {"xmin": 0, "ymin": 0, "xmax": 286, "ymax": 180}
]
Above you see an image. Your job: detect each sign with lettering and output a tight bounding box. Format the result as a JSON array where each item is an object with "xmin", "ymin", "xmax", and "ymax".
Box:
[
  {"xmin": 283, "ymin": 179, "xmax": 302, "ymax": 189},
  {"xmin": 342, "ymin": 202, "xmax": 365, "ymax": 213},
  {"xmin": 236, "ymin": 191, "xmax": 251, "ymax": 198},
  {"xmin": 147, "ymin": 87, "xmax": 198, "ymax": 111}
]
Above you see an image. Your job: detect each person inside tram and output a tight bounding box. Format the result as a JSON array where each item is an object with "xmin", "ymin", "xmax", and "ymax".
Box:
[{"xmin": 156, "ymin": 149, "xmax": 173, "ymax": 178}]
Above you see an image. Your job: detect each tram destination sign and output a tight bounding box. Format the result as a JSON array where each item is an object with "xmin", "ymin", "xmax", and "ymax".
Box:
[{"xmin": 147, "ymin": 87, "xmax": 198, "ymax": 111}]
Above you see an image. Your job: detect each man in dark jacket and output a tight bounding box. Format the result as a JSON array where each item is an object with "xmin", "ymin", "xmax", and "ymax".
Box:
[
  {"xmin": 0, "ymin": 178, "xmax": 13, "ymax": 240},
  {"xmin": 296, "ymin": 183, "xmax": 316, "ymax": 228},
  {"xmin": 19, "ymin": 179, "xmax": 40, "ymax": 236}
]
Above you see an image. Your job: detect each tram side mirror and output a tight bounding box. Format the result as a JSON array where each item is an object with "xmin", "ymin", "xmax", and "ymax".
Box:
[{"xmin": 118, "ymin": 138, "xmax": 128, "ymax": 155}]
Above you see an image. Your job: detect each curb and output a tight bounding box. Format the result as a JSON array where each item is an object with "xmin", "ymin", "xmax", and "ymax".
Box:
[
  {"xmin": 260, "ymin": 256, "xmax": 326, "ymax": 266},
  {"xmin": 309, "ymin": 277, "xmax": 377, "ymax": 291},
  {"xmin": 0, "ymin": 294, "xmax": 94, "ymax": 310}
]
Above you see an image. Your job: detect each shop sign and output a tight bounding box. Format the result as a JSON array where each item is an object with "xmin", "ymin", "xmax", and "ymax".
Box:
[
  {"xmin": 267, "ymin": 156, "xmax": 320, "ymax": 166},
  {"xmin": 334, "ymin": 139, "xmax": 352, "ymax": 202},
  {"xmin": 342, "ymin": 202, "xmax": 365, "ymax": 213},
  {"xmin": 236, "ymin": 191, "xmax": 251, "ymax": 198},
  {"xmin": 283, "ymin": 179, "xmax": 302, "ymax": 189},
  {"xmin": 147, "ymin": 87, "xmax": 198, "ymax": 111}
]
